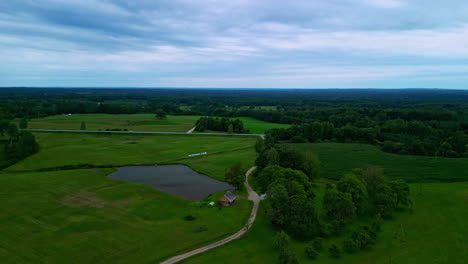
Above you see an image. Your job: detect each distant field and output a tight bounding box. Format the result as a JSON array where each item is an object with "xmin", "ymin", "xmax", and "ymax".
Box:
[
  {"xmin": 0, "ymin": 169, "xmax": 251, "ymax": 263},
  {"xmin": 184, "ymin": 182, "xmax": 468, "ymax": 264},
  {"xmin": 288, "ymin": 143, "xmax": 468, "ymax": 182},
  {"xmin": 6, "ymin": 133, "xmax": 257, "ymax": 180},
  {"xmin": 26, "ymin": 114, "xmax": 200, "ymax": 132},
  {"xmin": 25, "ymin": 114, "xmax": 287, "ymax": 134},
  {"xmin": 235, "ymin": 117, "xmax": 290, "ymax": 134}
]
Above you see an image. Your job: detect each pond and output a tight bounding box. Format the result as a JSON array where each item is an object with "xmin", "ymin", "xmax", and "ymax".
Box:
[{"xmin": 107, "ymin": 165, "xmax": 234, "ymax": 201}]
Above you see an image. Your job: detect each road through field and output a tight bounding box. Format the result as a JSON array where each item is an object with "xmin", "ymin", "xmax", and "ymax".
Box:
[
  {"xmin": 160, "ymin": 166, "xmax": 259, "ymax": 264},
  {"xmin": 22, "ymin": 129, "xmax": 264, "ymax": 137}
]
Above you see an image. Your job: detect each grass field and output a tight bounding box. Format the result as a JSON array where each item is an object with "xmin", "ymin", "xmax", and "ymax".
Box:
[
  {"xmin": 6, "ymin": 133, "xmax": 257, "ymax": 180},
  {"xmin": 26, "ymin": 114, "xmax": 200, "ymax": 132},
  {"xmin": 235, "ymin": 117, "xmax": 290, "ymax": 134},
  {"xmin": 25, "ymin": 114, "xmax": 289, "ymax": 134},
  {"xmin": 184, "ymin": 182, "xmax": 468, "ymax": 264},
  {"xmin": 289, "ymin": 143, "xmax": 468, "ymax": 182},
  {"xmin": 0, "ymin": 169, "xmax": 252, "ymax": 263}
]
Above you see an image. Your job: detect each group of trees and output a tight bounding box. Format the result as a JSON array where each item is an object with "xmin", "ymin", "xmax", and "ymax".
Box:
[
  {"xmin": 0, "ymin": 119, "xmax": 39, "ymax": 168},
  {"xmin": 195, "ymin": 117, "xmax": 249, "ymax": 133},
  {"xmin": 265, "ymin": 116, "xmax": 467, "ymax": 157}
]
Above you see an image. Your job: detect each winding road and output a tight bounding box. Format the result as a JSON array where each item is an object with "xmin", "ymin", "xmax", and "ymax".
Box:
[{"xmin": 161, "ymin": 166, "xmax": 260, "ymax": 264}]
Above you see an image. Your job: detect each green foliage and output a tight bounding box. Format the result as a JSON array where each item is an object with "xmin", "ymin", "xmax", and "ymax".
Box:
[
  {"xmin": 304, "ymin": 244, "xmax": 319, "ymax": 259},
  {"xmin": 328, "ymin": 244, "xmax": 341, "ymax": 258},
  {"xmin": 337, "ymin": 173, "xmax": 367, "ymax": 212},
  {"xmin": 273, "ymin": 230, "xmax": 291, "ymax": 251},
  {"xmin": 155, "ymin": 109, "xmax": 167, "ymax": 120},
  {"xmin": 195, "ymin": 117, "xmax": 249, "ymax": 133},
  {"xmin": 19, "ymin": 118, "xmax": 28, "ymax": 129},
  {"xmin": 323, "ymin": 187, "xmax": 356, "ymax": 223},
  {"xmin": 80, "ymin": 121, "xmax": 86, "ymax": 130},
  {"xmin": 278, "ymin": 247, "xmax": 299, "ymax": 264},
  {"xmin": 255, "ymin": 137, "xmax": 265, "ymax": 153},
  {"xmin": 225, "ymin": 162, "xmax": 244, "ymax": 189},
  {"xmin": 343, "ymin": 238, "xmax": 360, "ymax": 253}
]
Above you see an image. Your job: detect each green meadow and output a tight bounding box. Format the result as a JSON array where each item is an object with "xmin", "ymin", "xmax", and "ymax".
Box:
[
  {"xmin": 7, "ymin": 132, "xmax": 257, "ymax": 179},
  {"xmin": 235, "ymin": 117, "xmax": 290, "ymax": 134},
  {"xmin": 0, "ymin": 169, "xmax": 252, "ymax": 263},
  {"xmin": 290, "ymin": 143, "xmax": 468, "ymax": 182},
  {"xmin": 184, "ymin": 182, "xmax": 468, "ymax": 264},
  {"xmin": 26, "ymin": 114, "xmax": 200, "ymax": 132},
  {"xmin": 26, "ymin": 114, "xmax": 289, "ymax": 134}
]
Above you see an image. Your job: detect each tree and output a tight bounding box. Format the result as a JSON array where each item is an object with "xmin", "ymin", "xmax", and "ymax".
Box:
[
  {"xmin": 373, "ymin": 183, "xmax": 397, "ymax": 218},
  {"xmin": 155, "ymin": 109, "xmax": 167, "ymax": 120},
  {"xmin": 301, "ymin": 151, "xmax": 320, "ymax": 180},
  {"xmin": 360, "ymin": 166, "xmax": 386, "ymax": 199},
  {"xmin": 273, "ymin": 230, "xmax": 291, "ymax": 251},
  {"xmin": 337, "ymin": 173, "xmax": 368, "ymax": 213},
  {"xmin": 343, "ymin": 238, "xmax": 360, "ymax": 253},
  {"xmin": 255, "ymin": 137, "xmax": 265, "ymax": 153},
  {"xmin": 329, "ymin": 244, "xmax": 341, "ymax": 258},
  {"xmin": 80, "ymin": 121, "xmax": 86, "ymax": 130},
  {"xmin": 265, "ymin": 148, "xmax": 280, "ymax": 166},
  {"xmin": 225, "ymin": 162, "xmax": 244, "ymax": 189},
  {"xmin": 323, "ymin": 188, "xmax": 356, "ymax": 223},
  {"xmin": 19, "ymin": 118, "xmax": 28, "ymax": 129},
  {"xmin": 286, "ymin": 194, "xmax": 320, "ymax": 239},
  {"xmin": 388, "ymin": 179, "xmax": 411, "ymax": 208},
  {"xmin": 278, "ymin": 247, "xmax": 299, "ymax": 264},
  {"xmin": 227, "ymin": 123, "xmax": 234, "ymax": 133},
  {"xmin": 305, "ymin": 245, "xmax": 319, "ymax": 259}
]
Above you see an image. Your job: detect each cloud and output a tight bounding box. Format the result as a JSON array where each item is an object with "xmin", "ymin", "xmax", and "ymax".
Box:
[{"xmin": 0, "ymin": 0, "xmax": 468, "ymax": 88}]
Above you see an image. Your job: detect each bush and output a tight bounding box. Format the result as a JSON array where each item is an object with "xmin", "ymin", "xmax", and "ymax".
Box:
[
  {"xmin": 343, "ymin": 238, "xmax": 360, "ymax": 253},
  {"xmin": 273, "ymin": 231, "xmax": 291, "ymax": 251},
  {"xmin": 305, "ymin": 245, "xmax": 319, "ymax": 259},
  {"xmin": 312, "ymin": 237, "xmax": 323, "ymax": 251},
  {"xmin": 329, "ymin": 244, "xmax": 341, "ymax": 258},
  {"xmin": 291, "ymin": 135, "xmax": 307, "ymax": 143},
  {"xmin": 278, "ymin": 247, "xmax": 299, "ymax": 264},
  {"xmin": 184, "ymin": 215, "xmax": 196, "ymax": 221}
]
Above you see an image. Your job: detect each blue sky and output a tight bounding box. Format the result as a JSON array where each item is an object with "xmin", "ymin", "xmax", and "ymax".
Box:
[{"xmin": 1, "ymin": 0, "xmax": 467, "ymax": 88}]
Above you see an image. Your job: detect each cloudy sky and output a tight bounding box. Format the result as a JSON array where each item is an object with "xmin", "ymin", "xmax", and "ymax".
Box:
[{"xmin": 1, "ymin": 0, "xmax": 467, "ymax": 88}]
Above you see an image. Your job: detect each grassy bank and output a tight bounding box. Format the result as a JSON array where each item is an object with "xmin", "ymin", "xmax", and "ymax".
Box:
[
  {"xmin": 184, "ymin": 182, "xmax": 468, "ymax": 264},
  {"xmin": 0, "ymin": 169, "xmax": 252, "ymax": 263},
  {"xmin": 289, "ymin": 143, "xmax": 468, "ymax": 182}
]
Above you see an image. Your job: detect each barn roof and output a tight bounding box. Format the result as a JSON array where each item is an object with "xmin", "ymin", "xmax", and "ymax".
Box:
[{"xmin": 224, "ymin": 191, "xmax": 237, "ymax": 203}]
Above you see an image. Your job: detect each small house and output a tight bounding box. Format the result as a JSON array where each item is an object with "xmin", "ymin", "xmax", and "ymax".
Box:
[{"xmin": 218, "ymin": 191, "xmax": 237, "ymax": 206}]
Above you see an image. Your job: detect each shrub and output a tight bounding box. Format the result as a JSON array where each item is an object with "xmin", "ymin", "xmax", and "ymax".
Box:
[
  {"xmin": 184, "ymin": 215, "xmax": 196, "ymax": 221},
  {"xmin": 312, "ymin": 237, "xmax": 323, "ymax": 251},
  {"xmin": 343, "ymin": 238, "xmax": 360, "ymax": 253},
  {"xmin": 304, "ymin": 245, "xmax": 319, "ymax": 259},
  {"xmin": 329, "ymin": 244, "xmax": 341, "ymax": 258}
]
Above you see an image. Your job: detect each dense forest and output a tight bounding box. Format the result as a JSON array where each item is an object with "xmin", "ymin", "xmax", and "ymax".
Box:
[{"xmin": 0, "ymin": 88, "xmax": 466, "ymax": 158}]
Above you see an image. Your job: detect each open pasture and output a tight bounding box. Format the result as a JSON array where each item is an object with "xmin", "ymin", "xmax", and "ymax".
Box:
[
  {"xmin": 6, "ymin": 132, "xmax": 257, "ymax": 180},
  {"xmin": 25, "ymin": 114, "xmax": 200, "ymax": 132},
  {"xmin": 0, "ymin": 169, "xmax": 251, "ymax": 263},
  {"xmin": 289, "ymin": 143, "xmax": 468, "ymax": 182}
]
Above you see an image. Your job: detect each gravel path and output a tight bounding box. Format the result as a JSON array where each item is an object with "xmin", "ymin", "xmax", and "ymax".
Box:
[{"xmin": 160, "ymin": 166, "xmax": 259, "ymax": 264}]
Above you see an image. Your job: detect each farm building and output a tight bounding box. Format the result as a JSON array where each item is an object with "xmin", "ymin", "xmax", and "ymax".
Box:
[{"xmin": 218, "ymin": 191, "xmax": 237, "ymax": 206}]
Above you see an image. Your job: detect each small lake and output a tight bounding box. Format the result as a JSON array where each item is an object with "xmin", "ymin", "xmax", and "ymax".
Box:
[{"xmin": 107, "ymin": 165, "xmax": 234, "ymax": 201}]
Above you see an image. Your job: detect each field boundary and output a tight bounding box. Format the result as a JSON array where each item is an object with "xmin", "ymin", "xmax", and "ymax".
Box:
[{"xmin": 21, "ymin": 128, "xmax": 265, "ymax": 137}]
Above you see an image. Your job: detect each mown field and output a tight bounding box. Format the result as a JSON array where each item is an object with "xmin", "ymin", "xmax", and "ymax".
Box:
[
  {"xmin": 184, "ymin": 182, "xmax": 468, "ymax": 264},
  {"xmin": 25, "ymin": 114, "xmax": 289, "ymax": 134},
  {"xmin": 0, "ymin": 168, "xmax": 252, "ymax": 263},
  {"xmin": 6, "ymin": 133, "xmax": 257, "ymax": 180},
  {"xmin": 290, "ymin": 143, "xmax": 468, "ymax": 182},
  {"xmin": 235, "ymin": 117, "xmax": 290, "ymax": 134},
  {"xmin": 26, "ymin": 114, "xmax": 200, "ymax": 132}
]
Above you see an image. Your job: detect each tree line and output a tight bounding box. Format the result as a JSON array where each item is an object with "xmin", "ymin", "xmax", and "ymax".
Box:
[
  {"xmin": 195, "ymin": 117, "xmax": 249, "ymax": 133},
  {"xmin": 0, "ymin": 119, "xmax": 39, "ymax": 168}
]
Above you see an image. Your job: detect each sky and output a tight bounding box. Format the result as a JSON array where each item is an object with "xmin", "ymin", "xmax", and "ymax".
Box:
[{"xmin": 1, "ymin": 0, "xmax": 468, "ymax": 88}]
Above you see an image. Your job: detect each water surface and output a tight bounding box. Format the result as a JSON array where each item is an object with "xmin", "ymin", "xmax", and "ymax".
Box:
[{"xmin": 108, "ymin": 165, "xmax": 234, "ymax": 201}]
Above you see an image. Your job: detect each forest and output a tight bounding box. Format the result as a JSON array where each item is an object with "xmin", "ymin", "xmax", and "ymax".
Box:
[{"xmin": 1, "ymin": 88, "xmax": 466, "ymax": 158}]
